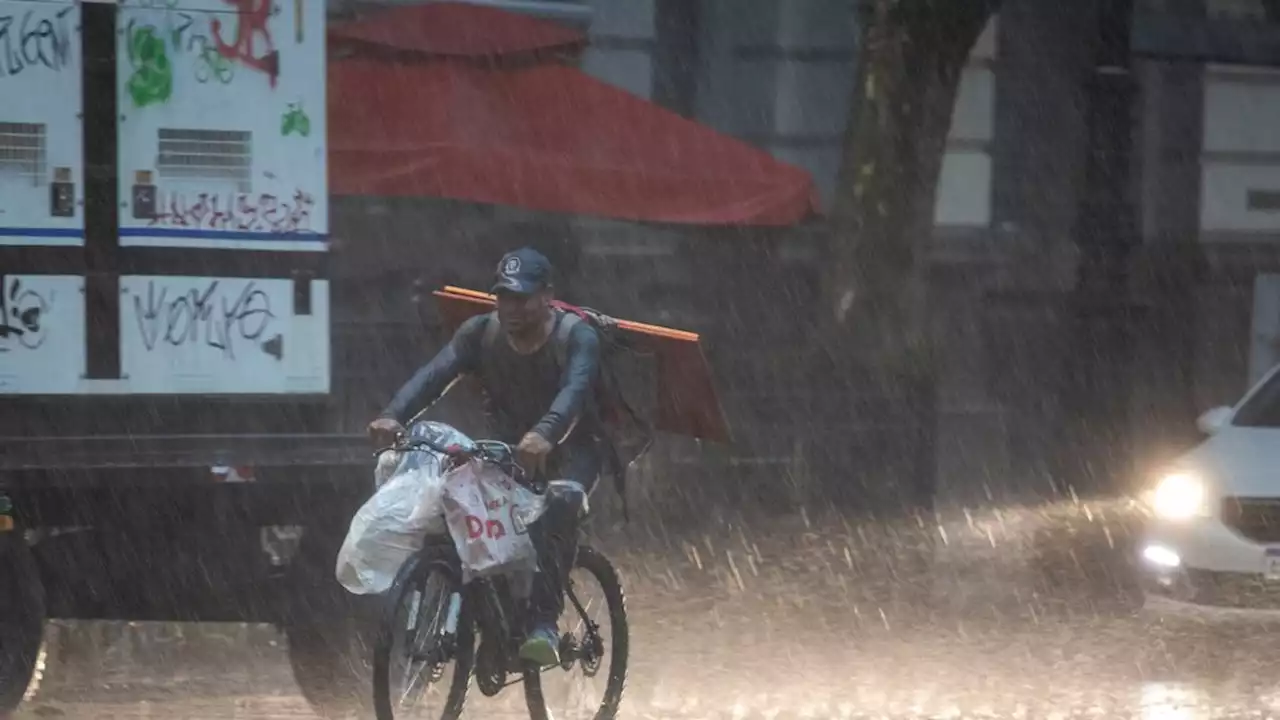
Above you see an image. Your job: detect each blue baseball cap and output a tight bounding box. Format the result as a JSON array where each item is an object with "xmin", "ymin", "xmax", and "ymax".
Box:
[{"xmin": 492, "ymin": 247, "xmax": 554, "ymax": 295}]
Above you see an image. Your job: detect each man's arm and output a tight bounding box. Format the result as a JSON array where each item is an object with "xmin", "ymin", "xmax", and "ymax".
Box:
[
  {"xmin": 530, "ymin": 321, "xmax": 601, "ymax": 444},
  {"xmin": 379, "ymin": 314, "xmax": 488, "ymax": 424}
]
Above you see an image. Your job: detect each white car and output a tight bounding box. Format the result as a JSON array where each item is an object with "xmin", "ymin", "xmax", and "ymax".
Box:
[{"xmin": 1139, "ymin": 365, "xmax": 1280, "ymax": 609}]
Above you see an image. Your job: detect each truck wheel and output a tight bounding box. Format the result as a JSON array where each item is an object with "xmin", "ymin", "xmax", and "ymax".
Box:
[
  {"xmin": 283, "ymin": 526, "xmax": 377, "ymax": 719},
  {"xmin": 0, "ymin": 536, "xmax": 45, "ymax": 714}
]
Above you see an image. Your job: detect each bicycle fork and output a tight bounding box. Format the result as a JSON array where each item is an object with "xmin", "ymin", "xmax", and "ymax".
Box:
[{"xmin": 406, "ymin": 588, "xmax": 463, "ymax": 665}]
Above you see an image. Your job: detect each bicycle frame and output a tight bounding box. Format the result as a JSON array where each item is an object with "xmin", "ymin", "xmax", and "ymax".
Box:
[
  {"xmin": 464, "ymin": 548, "xmax": 602, "ymax": 680},
  {"xmin": 417, "ymin": 539, "xmax": 599, "ymax": 677}
]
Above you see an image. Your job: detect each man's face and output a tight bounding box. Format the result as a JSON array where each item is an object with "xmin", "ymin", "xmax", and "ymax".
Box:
[{"xmin": 496, "ymin": 288, "xmax": 550, "ymax": 335}]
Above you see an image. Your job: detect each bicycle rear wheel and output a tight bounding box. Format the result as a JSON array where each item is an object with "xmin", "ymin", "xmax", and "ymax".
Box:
[
  {"xmin": 372, "ymin": 545, "xmax": 474, "ymax": 720},
  {"xmin": 523, "ymin": 544, "xmax": 628, "ymax": 720}
]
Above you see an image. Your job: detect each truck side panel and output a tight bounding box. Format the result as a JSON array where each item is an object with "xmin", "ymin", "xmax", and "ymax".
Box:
[
  {"xmin": 2, "ymin": 1, "xmax": 331, "ymax": 397},
  {"xmin": 0, "ymin": 1, "xmax": 86, "ymax": 392},
  {"xmin": 0, "ymin": 274, "xmax": 85, "ymax": 393},
  {"xmin": 116, "ymin": 0, "xmax": 328, "ymax": 252},
  {"xmin": 0, "ymin": 0, "xmax": 83, "ymax": 248},
  {"xmin": 119, "ymin": 275, "xmax": 329, "ymax": 394},
  {"xmin": 110, "ymin": 0, "xmax": 330, "ymax": 395}
]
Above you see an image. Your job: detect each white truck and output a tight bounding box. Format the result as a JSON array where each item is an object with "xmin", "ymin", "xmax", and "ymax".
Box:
[{"xmin": 0, "ymin": 1, "xmax": 375, "ymax": 715}]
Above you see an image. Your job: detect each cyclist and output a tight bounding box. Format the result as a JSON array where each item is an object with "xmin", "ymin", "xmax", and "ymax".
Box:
[{"xmin": 367, "ymin": 247, "xmax": 603, "ymax": 667}]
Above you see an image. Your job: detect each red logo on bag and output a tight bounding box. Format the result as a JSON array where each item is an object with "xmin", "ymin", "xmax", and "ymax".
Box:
[{"xmin": 464, "ymin": 514, "xmax": 507, "ymax": 540}]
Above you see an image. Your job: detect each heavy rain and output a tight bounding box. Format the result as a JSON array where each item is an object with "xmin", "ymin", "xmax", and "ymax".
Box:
[{"xmin": 4, "ymin": 0, "xmax": 1280, "ymax": 719}]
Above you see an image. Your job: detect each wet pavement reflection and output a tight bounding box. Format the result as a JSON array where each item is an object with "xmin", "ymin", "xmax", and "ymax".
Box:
[{"xmin": 14, "ymin": 500, "xmax": 1280, "ymax": 719}]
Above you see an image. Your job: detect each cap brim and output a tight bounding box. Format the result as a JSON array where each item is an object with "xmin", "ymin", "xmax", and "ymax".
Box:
[{"xmin": 491, "ymin": 278, "xmax": 543, "ymax": 295}]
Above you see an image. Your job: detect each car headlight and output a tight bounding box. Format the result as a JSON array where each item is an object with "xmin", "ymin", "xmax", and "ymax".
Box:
[{"xmin": 1150, "ymin": 473, "xmax": 1209, "ymax": 521}]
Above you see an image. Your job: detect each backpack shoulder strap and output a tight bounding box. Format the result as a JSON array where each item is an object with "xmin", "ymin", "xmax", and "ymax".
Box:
[
  {"xmin": 479, "ymin": 311, "xmax": 503, "ymax": 373},
  {"xmin": 551, "ymin": 309, "xmax": 582, "ymax": 373}
]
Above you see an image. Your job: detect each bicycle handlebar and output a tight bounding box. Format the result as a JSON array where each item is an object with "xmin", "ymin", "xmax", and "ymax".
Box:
[{"xmin": 373, "ymin": 435, "xmax": 527, "ymax": 480}]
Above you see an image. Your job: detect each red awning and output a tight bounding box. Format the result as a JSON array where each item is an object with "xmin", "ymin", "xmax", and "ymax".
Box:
[
  {"xmin": 328, "ymin": 57, "xmax": 819, "ymax": 225},
  {"xmin": 327, "ymin": 3, "xmax": 818, "ymax": 225},
  {"xmin": 328, "ymin": 1, "xmax": 586, "ymax": 58}
]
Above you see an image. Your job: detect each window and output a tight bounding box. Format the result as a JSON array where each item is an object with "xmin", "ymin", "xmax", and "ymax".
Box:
[
  {"xmin": 0, "ymin": 122, "xmax": 47, "ymax": 187},
  {"xmin": 156, "ymin": 128, "xmax": 252, "ymax": 193}
]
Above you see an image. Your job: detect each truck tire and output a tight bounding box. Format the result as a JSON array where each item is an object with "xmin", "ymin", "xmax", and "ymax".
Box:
[
  {"xmin": 0, "ymin": 536, "xmax": 45, "ymax": 714},
  {"xmin": 283, "ymin": 526, "xmax": 377, "ymax": 719}
]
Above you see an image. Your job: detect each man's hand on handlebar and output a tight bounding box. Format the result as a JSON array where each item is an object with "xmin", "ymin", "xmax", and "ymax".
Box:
[
  {"xmin": 516, "ymin": 431, "xmax": 552, "ymax": 477},
  {"xmin": 368, "ymin": 417, "xmax": 405, "ymax": 448}
]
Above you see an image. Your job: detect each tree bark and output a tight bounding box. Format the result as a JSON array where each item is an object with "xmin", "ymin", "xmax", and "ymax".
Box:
[
  {"xmin": 808, "ymin": 0, "xmax": 1000, "ymax": 510},
  {"xmin": 824, "ymin": 0, "xmax": 1000, "ymax": 371}
]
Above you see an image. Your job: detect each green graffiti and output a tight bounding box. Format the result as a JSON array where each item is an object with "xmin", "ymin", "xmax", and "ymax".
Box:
[
  {"xmin": 281, "ymin": 103, "xmax": 311, "ymax": 138},
  {"xmin": 126, "ymin": 23, "xmax": 173, "ymax": 108}
]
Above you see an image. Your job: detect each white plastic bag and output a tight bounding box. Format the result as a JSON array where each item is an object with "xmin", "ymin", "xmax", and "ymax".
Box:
[
  {"xmin": 443, "ymin": 460, "xmax": 547, "ymax": 583},
  {"xmin": 373, "ymin": 420, "xmax": 474, "ymax": 490},
  {"xmin": 335, "ymin": 463, "xmax": 449, "ymax": 595},
  {"xmin": 373, "ymin": 449, "xmax": 403, "ymax": 490}
]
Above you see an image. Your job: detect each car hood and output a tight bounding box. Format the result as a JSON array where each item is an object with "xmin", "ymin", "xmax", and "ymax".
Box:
[{"xmin": 1178, "ymin": 427, "xmax": 1280, "ymax": 497}]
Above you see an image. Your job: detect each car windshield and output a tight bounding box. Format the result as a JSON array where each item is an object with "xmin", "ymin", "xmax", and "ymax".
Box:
[{"xmin": 1232, "ymin": 371, "xmax": 1280, "ymax": 427}]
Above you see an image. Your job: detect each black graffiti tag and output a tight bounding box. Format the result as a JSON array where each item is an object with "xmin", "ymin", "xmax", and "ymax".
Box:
[
  {"xmin": 0, "ymin": 5, "xmax": 74, "ymax": 79},
  {"xmin": 151, "ymin": 190, "xmax": 316, "ymax": 234},
  {"xmin": 0, "ymin": 275, "xmax": 51, "ymax": 352},
  {"xmin": 133, "ymin": 280, "xmax": 275, "ymax": 360}
]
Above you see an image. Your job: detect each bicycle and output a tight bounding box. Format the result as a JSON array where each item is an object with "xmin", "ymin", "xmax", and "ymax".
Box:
[{"xmin": 370, "ymin": 425, "xmax": 628, "ymax": 720}]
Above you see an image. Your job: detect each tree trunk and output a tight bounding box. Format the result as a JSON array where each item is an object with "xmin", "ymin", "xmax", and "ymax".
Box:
[
  {"xmin": 826, "ymin": 0, "xmax": 997, "ymax": 362},
  {"xmin": 811, "ymin": 0, "xmax": 1000, "ymax": 509}
]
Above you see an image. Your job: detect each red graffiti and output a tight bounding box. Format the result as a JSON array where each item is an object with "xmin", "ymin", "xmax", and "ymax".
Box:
[
  {"xmin": 150, "ymin": 190, "xmax": 315, "ymax": 234},
  {"xmin": 464, "ymin": 515, "xmax": 507, "ymax": 540},
  {"xmin": 211, "ymin": 0, "xmax": 279, "ymax": 87}
]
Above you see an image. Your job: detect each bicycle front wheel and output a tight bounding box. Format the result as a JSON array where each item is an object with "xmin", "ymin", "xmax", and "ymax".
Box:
[
  {"xmin": 523, "ymin": 544, "xmax": 629, "ymax": 720},
  {"xmin": 372, "ymin": 545, "xmax": 474, "ymax": 720}
]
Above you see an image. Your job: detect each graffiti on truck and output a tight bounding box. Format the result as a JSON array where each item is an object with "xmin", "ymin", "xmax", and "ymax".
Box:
[
  {"xmin": 211, "ymin": 0, "xmax": 279, "ymax": 88},
  {"xmin": 280, "ymin": 101, "xmax": 310, "ymax": 137},
  {"xmin": 125, "ymin": 10, "xmax": 239, "ymax": 107},
  {"xmin": 166, "ymin": 11, "xmax": 235, "ymax": 85},
  {"xmin": 0, "ymin": 276, "xmax": 51, "ymax": 352},
  {"xmin": 126, "ymin": 22, "xmax": 173, "ymax": 107},
  {"xmin": 131, "ymin": 278, "xmax": 282, "ymax": 361},
  {"xmin": 191, "ymin": 33, "xmax": 235, "ymax": 84},
  {"xmin": 148, "ymin": 189, "xmax": 316, "ymax": 234},
  {"xmin": 0, "ymin": 4, "xmax": 74, "ymax": 79}
]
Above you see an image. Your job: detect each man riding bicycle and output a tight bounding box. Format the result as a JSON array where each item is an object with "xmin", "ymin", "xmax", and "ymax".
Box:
[{"xmin": 368, "ymin": 247, "xmax": 603, "ymax": 668}]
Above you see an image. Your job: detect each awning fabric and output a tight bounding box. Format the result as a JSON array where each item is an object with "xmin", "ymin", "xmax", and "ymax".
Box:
[
  {"xmin": 328, "ymin": 1, "xmax": 587, "ymax": 57},
  {"xmin": 328, "ymin": 56, "xmax": 819, "ymax": 225},
  {"xmin": 327, "ymin": 1, "xmax": 819, "ymax": 227}
]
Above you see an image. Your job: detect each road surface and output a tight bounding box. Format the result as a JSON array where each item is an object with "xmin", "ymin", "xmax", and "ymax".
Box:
[{"xmin": 14, "ymin": 499, "xmax": 1280, "ymax": 719}]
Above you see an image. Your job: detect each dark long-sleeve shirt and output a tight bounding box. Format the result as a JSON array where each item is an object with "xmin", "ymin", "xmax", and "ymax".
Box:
[{"xmin": 380, "ymin": 311, "xmax": 602, "ymax": 448}]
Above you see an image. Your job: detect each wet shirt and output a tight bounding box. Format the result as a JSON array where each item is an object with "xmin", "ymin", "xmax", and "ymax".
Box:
[{"xmin": 380, "ymin": 311, "xmax": 602, "ymax": 449}]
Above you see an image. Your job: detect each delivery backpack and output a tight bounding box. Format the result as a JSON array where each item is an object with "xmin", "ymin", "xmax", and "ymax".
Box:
[{"xmin": 480, "ymin": 301, "xmax": 654, "ymax": 519}]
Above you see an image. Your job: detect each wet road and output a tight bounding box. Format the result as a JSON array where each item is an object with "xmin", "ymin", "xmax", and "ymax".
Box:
[{"xmin": 15, "ymin": 500, "xmax": 1280, "ymax": 719}]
